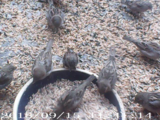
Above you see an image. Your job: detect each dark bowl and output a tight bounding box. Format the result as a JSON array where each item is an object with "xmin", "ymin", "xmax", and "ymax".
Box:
[{"xmin": 13, "ymin": 68, "xmax": 126, "ymax": 120}]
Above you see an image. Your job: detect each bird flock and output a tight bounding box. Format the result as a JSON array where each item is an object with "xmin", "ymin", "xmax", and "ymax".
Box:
[{"xmin": 0, "ymin": 0, "xmax": 160, "ymax": 119}]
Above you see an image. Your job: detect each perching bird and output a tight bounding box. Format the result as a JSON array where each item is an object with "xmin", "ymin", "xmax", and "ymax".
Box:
[
  {"xmin": 97, "ymin": 47, "xmax": 117, "ymax": 94},
  {"xmin": 52, "ymin": 0, "xmax": 62, "ymax": 6},
  {"xmin": 0, "ymin": 61, "xmax": 16, "ymax": 90},
  {"xmin": 135, "ymin": 92, "xmax": 160, "ymax": 114},
  {"xmin": 125, "ymin": 0, "xmax": 152, "ymax": 17},
  {"xmin": 38, "ymin": 0, "xmax": 62, "ymax": 6},
  {"xmin": 63, "ymin": 48, "xmax": 78, "ymax": 70},
  {"xmin": 46, "ymin": 0, "xmax": 65, "ymax": 33},
  {"xmin": 123, "ymin": 35, "xmax": 160, "ymax": 60},
  {"xmin": 32, "ymin": 39, "xmax": 54, "ymax": 84},
  {"xmin": 52, "ymin": 75, "xmax": 96, "ymax": 119}
]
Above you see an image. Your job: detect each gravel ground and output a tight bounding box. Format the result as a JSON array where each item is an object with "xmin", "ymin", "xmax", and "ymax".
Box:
[
  {"xmin": 25, "ymin": 79, "xmax": 118, "ymax": 120},
  {"xmin": 0, "ymin": 0, "xmax": 160, "ymax": 120}
]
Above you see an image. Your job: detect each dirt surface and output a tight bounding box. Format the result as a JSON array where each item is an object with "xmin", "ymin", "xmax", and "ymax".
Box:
[{"xmin": 0, "ymin": 0, "xmax": 160, "ymax": 119}]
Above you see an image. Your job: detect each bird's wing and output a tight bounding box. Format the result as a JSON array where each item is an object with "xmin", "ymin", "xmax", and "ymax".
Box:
[
  {"xmin": 63, "ymin": 53, "xmax": 67, "ymax": 66},
  {"xmin": 148, "ymin": 93, "xmax": 160, "ymax": 109},
  {"xmin": 135, "ymin": 42, "xmax": 153, "ymax": 52},
  {"xmin": 99, "ymin": 67, "xmax": 110, "ymax": 79},
  {"xmin": 128, "ymin": 2, "xmax": 141, "ymax": 11},
  {"xmin": 98, "ymin": 66, "xmax": 116, "ymax": 88},
  {"xmin": 69, "ymin": 53, "xmax": 78, "ymax": 67},
  {"xmin": 0, "ymin": 72, "xmax": 7, "ymax": 84},
  {"xmin": 33, "ymin": 50, "xmax": 52, "ymax": 72},
  {"xmin": 0, "ymin": 72, "xmax": 12, "ymax": 89},
  {"xmin": 33, "ymin": 51, "xmax": 45, "ymax": 69},
  {"xmin": 44, "ymin": 51, "xmax": 52, "ymax": 72},
  {"xmin": 62, "ymin": 91, "xmax": 75, "ymax": 108},
  {"xmin": 64, "ymin": 53, "xmax": 72, "ymax": 68},
  {"xmin": 36, "ymin": 51, "xmax": 44, "ymax": 61},
  {"xmin": 60, "ymin": 10, "xmax": 65, "ymax": 21},
  {"xmin": 149, "ymin": 42, "xmax": 160, "ymax": 51},
  {"xmin": 134, "ymin": 1, "xmax": 143, "ymax": 8}
]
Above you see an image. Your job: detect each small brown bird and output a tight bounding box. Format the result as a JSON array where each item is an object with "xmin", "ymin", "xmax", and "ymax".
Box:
[
  {"xmin": 63, "ymin": 48, "xmax": 78, "ymax": 70},
  {"xmin": 38, "ymin": 0, "xmax": 62, "ymax": 6},
  {"xmin": 52, "ymin": 0, "xmax": 62, "ymax": 6},
  {"xmin": 46, "ymin": 0, "xmax": 64, "ymax": 33},
  {"xmin": 97, "ymin": 47, "xmax": 117, "ymax": 94},
  {"xmin": 135, "ymin": 92, "xmax": 160, "ymax": 114},
  {"xmin": 125, "ymin": 0, "xmax": 152, "ymax": 17},
  {"xmin": 32, "ymin": 39, "xmax": 54, "ymax": 84},
  {"xmin": 123, "ymin": 35, "xmax": 160, "ymax": 60},
  {"xmin": 0, "ymin": 61, "xmax": 16, "ymax": 90},
  {"xmin": 52, "ymin": 75, "xmax": 96, "ymax": 119}
]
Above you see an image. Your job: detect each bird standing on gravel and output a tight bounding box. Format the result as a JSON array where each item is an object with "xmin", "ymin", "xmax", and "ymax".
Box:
[
  {"xmin": 46, "ymin": 0, "xmax": 65, "ymax": 33},
  {"xmin": 0, "ymin": 61, "xmax": 16, "ymax": 90},
  {"xmin": 63, "ymin": 48, "xmax": 78, "ymax": 70},
  {"xmin": 97, "ymin": 47, "xmax": 117, "ymax": 94},
  {"xmin": 32, "ymin": 39, "xmax": 54, "ymax": 84},
  {"xmin": 38, "ymin": 0, "xmax": 62, "ymax": 6},
  {"xmin": 123, "ymin": 35, "xmax": 160, "ymax": 60},
  {"xmin": 52, "ymin": 75, "xmax": 96, "ymax": 119},
  {"xmin": 135, "ymin": 92, "xmax": 160, "ymax": 114},
  {"xmin": 124, "ymin": 0, "xmax": 152, "ymax": 17}
]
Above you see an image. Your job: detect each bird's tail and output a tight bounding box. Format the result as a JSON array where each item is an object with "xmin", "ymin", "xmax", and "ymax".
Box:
[
  {"xmin": 48, "ymin": 0, "xmax": 54, "ymax": 5},
  {"xmin": 123, "ymin": 35, "xmax": 138, "ymax": 44},
  {"xmin": 48, "ymin": 0, "xmax": 55, "ymax": 11},
  {"xmin": 67, "ymin": 47, "xmax": 73, "ymax": 52},
  {"xmin": 83, "ymin": 75, "xmax": 96, "ymax": 86},
  {"xmin": 109, "ymin": 47, "xmax": 116, "ymax": 61},
  {"xmin": 121, "ymin": 0, "xmax": 127, "ymax": 4},
  {"xmin": 46, "ymin": 39, "xmax": 54, "ymax": 52}
]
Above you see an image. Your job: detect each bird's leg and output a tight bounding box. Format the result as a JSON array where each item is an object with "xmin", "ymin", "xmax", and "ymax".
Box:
[
  {"xmin": 125, "ymin": 8, "xmax": 140, "ymax": 18},
  {"xmin": 125, "ymin": 8, "xmax": 131, "ymax": 13},
  {"xmin": 76, "ymin": 0, "xmax": 79, "ymax": 7},
  {"xmin": 133, "ymin": 12, "xmax": 141, "ymax": 19},
  {"xmin": 75, "ymin": 107, "xmax": 79, "ymax": 112},
  {"xmin": 59, "ymin": 24, "xmax": 65, "ymax": 29},
  {"xmin": 38, "ymin": 0, "xmax": 48, "ymax": 3},
  {"xmin": 58, "ymin": 30, "xmax": 61, "ymax": 40}
]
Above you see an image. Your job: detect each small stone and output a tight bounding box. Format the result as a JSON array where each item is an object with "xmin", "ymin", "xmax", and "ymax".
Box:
[
  {"xmin": 12, "ymin": 24, "xmax": 16, "ymax": 27},
  {"xmin": 6, "ymin": 14, "xmax": 12, "ymax": 20},
  {"xmin": 103, "ymin": 36, "xmax": 107, "ymax": 41}
]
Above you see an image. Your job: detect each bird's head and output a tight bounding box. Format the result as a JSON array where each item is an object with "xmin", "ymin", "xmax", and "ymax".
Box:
[
  {"xmin": 3, "ymin": 63, "xmax": 16, "ymax": 73},
  {"xmin": 51, "ymin": 15, "xmax": 62, "ymax": 28},
  {"xmin": 98, "ymin": 80, "xmax": 111, "ymax": 94},
  {"xmin": 67, "ymin": 47, "xmax": 74, "ymax": 52},
  {"xmin": 32, "ymin": 66, "xmax": 46, "ymax": 84},
  {"xmin": 134, "ymin": 92, "xmax": 146, "ymax": 104},
  {"xmin": 147, "ymin": 2, "xmax": 153, "ymax": 10},
  {"xmin": 125, "ymin": 0, "xmax": 133, "ymax": 6}
]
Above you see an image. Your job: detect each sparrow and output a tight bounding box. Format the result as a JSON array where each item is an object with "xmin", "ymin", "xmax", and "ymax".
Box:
[
  {"xmin": 52, "ymin": 0, "xmax": 62, "ymax": 6},
  {"xmin": 125, "ymin": 0, "xmax": 152, "ymax": 17},
  {"xmin": 97, "ymin": 47, "xmax": 117, "ymax": 94},
  {"xmin": 52, "ymin": 75, "xmax": 96, "ymax": 119},
  {"xmin": 0, "ymin": 61, "xmax": 16, "ymax": 90},
  {"xmin": 38, "ymin": 0, "xmax": 62, "ymax": 6},
  {"xmin": 32, "ymin": 39, "xmax": 54, "ymax": 84},
  {"xmin": 63, "ymin": 48, "xmax": 78, "ymax": 70},
  {"xmin": 123, "ymin": 35, "xmax": 160, "ymax": 60},
  {"xmin": 135, "ymin": 92, "xmax": 160, "ymax": 114},
  {"xmin": 46, "ymin": 0, "xmax": 65, "ymax": 33}
]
